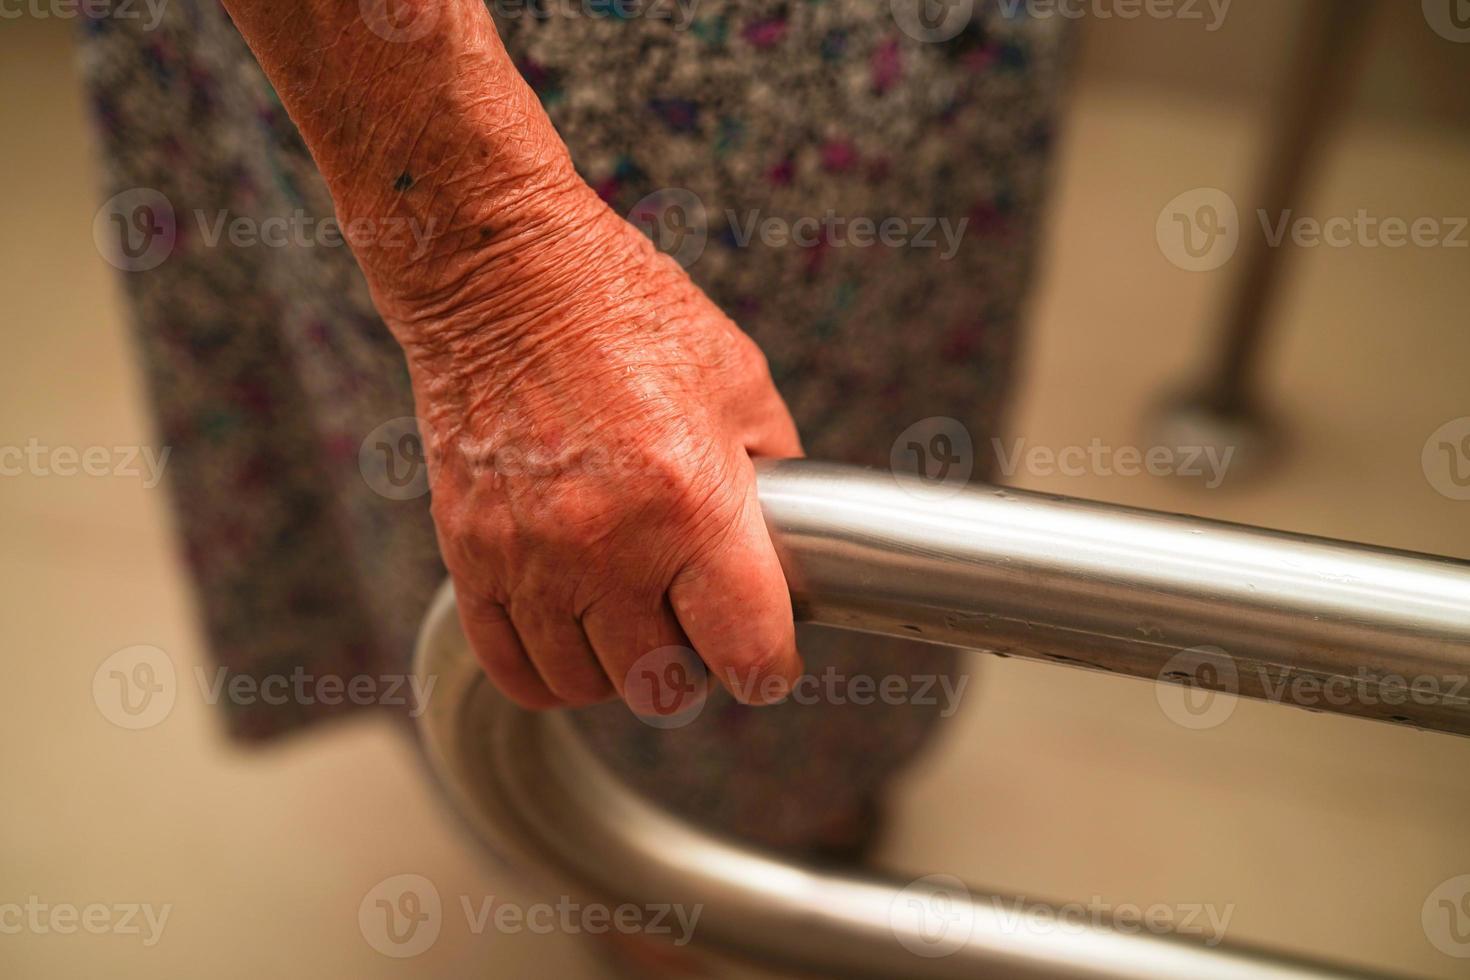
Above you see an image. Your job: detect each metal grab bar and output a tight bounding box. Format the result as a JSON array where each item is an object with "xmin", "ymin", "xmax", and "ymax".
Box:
[
  {"xmin": 414, "ymin": 580, "xmax": 1386, "ymax": 978},
  {"xmin": 414, "ymin": 460, "xmax": 1468, "ymax": 977},
  {"xmin": 759, "ymin": 460, "xmax": 1470, "ymax": 738}
]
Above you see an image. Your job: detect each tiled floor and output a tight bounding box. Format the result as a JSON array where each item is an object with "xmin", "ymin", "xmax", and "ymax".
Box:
[{"xmin": 3, "ymin": 13, "xmax": 1468, "ymax": 980}]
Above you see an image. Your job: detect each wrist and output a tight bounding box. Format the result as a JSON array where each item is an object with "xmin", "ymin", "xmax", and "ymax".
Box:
[
  {"xmin": 355, "ymin": 158, "xmax": 596, "ymax": 324},
  {"xmin": 222, "ymin": 0, "xmax": 608, "ymax": 349},
  {"xmin": 384, "ymin": 180, "xmax": 651, "ymax": 398}
]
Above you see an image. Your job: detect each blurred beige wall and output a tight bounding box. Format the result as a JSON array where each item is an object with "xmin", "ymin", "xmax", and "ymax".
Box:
[{"xmin": 1078, "ymin": 0, "xmax": 1470, "ymax": 128}]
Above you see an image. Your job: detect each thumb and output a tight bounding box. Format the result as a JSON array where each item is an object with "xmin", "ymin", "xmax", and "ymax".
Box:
[{"xmin": 668, "ymin": 462, "xmax": 802, "ymax": 704}]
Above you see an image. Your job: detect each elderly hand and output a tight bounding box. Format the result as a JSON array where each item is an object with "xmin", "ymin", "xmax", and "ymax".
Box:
[
  {"xmin": 388, "ymin": 180, "xmax": 805, "ymax": 711},
  {"xmin": 218, "ymin": 0, "xmax": 803, "ymax": 712}
]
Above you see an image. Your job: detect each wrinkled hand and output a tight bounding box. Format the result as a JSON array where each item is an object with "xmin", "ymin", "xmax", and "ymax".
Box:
[{"xmin": 385, "ymin": 181, "xmax": 804, "ymax": 712}]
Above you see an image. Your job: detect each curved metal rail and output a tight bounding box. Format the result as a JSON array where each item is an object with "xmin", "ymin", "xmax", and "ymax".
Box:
[{"xmin": 414, "ymin": 460, "xmax": 1470, "ymax": 976}]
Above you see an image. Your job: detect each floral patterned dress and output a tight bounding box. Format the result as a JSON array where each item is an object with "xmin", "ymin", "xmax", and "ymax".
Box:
[{"xmin": 79, "ymin": 0, "xmax": 1070, "ymax": 852}]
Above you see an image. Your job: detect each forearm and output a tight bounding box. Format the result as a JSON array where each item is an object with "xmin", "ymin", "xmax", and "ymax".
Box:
[
  {"xmin": 218, "ymin": 0, "xmax": 604, "ymax": 353},
  {"xmin": 220, "ymin": 2, "xmax": 803, "ymax": 715}
]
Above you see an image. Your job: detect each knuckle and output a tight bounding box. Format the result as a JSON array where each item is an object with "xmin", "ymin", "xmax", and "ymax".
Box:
[
  {"xmin": 732, "ymin": 332, "xmax": 775, "ymax": 381},
  {"xmin": 654, "ymin": 454, "xmax": 741, "ymax": 532},
  {"xmin": 535, "ymin": 487, "xmax": 613, "ymax": 552},
  {"xmin": 430, "ymin": 494, "xmax": 471, "ymax": 544},
  {"xmin": 433, "ymin": 497, "xmax": 503, "ymax": 573}
]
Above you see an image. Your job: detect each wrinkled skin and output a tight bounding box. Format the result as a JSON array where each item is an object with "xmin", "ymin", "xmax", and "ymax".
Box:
[
  {"xmin": 386, "ymin": 180, "xmax": 805, "ymax": 712},
  {"xmin": 215, "ymin": 0, "xmax": 805, "ymax": 714}
]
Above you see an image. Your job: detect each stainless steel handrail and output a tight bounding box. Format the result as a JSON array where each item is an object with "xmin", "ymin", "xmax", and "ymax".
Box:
[
  {"xmin": 414, "ymin": 459, "xmax": 1469, "ymax": 976},
  {"xmin": 760, "ymin": 460, "xmax": 1470, "ymax": 738},
  {"xmin": 414, "ymin": 585, "xmax": 1386, "ymax": 979}
]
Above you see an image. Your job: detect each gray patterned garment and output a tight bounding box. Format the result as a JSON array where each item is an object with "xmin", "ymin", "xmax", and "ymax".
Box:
[{"xmin": 79, "ymin": 1, "xmax": 1070, "ymax": 852}]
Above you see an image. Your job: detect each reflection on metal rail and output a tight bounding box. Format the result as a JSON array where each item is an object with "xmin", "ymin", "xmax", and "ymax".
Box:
[
  {"xmin": 759, "ymin": 460, "xmax": 1470, "ymax": 738},
  {"xmin": 415, "ymin": 459, "xmax": 1469, "ymax": 977}
]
